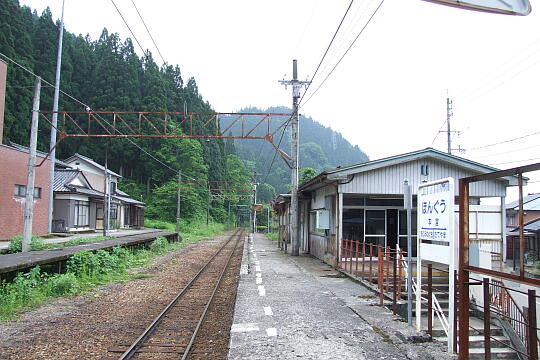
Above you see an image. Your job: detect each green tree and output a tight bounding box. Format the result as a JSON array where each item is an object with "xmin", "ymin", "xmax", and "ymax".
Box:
[{"xmin": 300, "ymin": 167, "xmax": 318, "ymax": 185}]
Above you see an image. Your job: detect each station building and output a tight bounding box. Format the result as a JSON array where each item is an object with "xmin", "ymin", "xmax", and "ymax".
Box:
[{"xmin": 274, "ymin": 148, "xmax": 519, "ymax": 267}]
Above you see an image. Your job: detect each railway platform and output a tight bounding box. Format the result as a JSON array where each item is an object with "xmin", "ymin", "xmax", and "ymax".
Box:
[
  {"xmin": 0, "ymin": 230, "xmax": 178, "ymax": 279},
  {"xmin": 228, "ymin": 233, "xmax": 456, "ymax": 360}
]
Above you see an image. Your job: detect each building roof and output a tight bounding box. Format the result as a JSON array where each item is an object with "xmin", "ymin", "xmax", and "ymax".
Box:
[
  {"xmin": 300, "ymin": 147, "xmax": 519, "ymax": 191},
  {"xmin": 506, "ymin": 193, "xmax": 540, "ymax": 211},
  {"xmin": 4, "ymin": 141, "xmax": 72, "ymax": 168},
  {"xmin": 327, "ymin": 147, "xmax": 501, "ymax": 175},
  {"xmin": 53, "ymin": 169, "xmax": 82, "ymax": 191},
  {"xmin": 64, "ymin": 153, "xmax": 121, "ymax": 178}
]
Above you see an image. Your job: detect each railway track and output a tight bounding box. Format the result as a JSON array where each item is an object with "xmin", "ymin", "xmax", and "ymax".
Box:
[{"xmin": 110, "ymin": 229, "xmax": 245, "ymax": 359}]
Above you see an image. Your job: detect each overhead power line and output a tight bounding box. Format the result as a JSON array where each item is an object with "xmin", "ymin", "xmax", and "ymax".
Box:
[
  {"xmin": 300, "ymin": 0, "xmax": 386, "ymax": 108},
  {"xmin": 262, "ymin": 0, "xmax": 355, "ymax": 184},
  {"xmin": 130, "ymin": 0, "xmax": 166, "ymax": 64},
  {"xmin": 489, "ymin": 157, "xmax": 540, "ymax": 166},
  {"xmin": 467, "ymin": 129, "xmax": 540, "ymax": 151},
  {"xmin": 109, "ymin": 0, "xmax": 147, "ymax": 56}
]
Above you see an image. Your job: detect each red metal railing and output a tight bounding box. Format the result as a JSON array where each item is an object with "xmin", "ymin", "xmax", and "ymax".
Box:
[{"xmin": 339, "ymin": 238, "xmax": 405, "ymax": 312}]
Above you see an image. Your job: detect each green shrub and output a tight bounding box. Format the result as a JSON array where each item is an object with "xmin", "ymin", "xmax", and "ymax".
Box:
[
  {"xmin": 47, "ymin": 273, "xmax": 80, "ymax": 296},
  {"xmin": 150, "ymin": 236, "xmax": 169, "ymax": 253},
  {"xmin": 534, "ymin": 261, "xmax": 540, "ymax": 270},
  {"xmin": 66, "ymin": 251, "xmax": 99, "ymax": 276},
  {"xmin": 7, "ymin": 235, "xmax": 44, "ymax": 253}
]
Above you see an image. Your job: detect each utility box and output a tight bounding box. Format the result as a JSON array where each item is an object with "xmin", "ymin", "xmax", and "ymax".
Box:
[{"xmin": 316, "ymin": 209, "xmax": 330, "ymax": 229}]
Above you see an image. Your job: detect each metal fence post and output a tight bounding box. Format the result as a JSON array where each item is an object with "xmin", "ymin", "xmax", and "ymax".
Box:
[
  {"xmin": 393, "ymin": 251, "xmax": 397, "ymax": 315},
  {"xmin": 362, "ymin": 242, "xmax": 366, "ymax": 280},
  {"xmin": 528, "ymin": 289, "xmax": 538, "ymax": 360},
  {"xmin": 483, "ymin": 278, "xmax": 491, "ymax": 360}
]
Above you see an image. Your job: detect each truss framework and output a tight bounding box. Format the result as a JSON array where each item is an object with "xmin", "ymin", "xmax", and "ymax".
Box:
[{"xmin": 38, "ymin": 111, "xmax": 293, "ymax": 167}]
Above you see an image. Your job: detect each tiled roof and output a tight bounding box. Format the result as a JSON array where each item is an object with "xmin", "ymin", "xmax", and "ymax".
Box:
[
  {"xmin": 53, "ymin": 170, "xmax": 80, "ymax": 191},
  {"xmin": 64, "ymin": 153, "xmax": 121, "ymax": 178}
]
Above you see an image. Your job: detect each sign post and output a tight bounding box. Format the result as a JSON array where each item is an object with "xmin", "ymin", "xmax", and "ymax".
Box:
[{"xmin": 416, "ymin": 177, "xmax": 456, "ymax": 352}]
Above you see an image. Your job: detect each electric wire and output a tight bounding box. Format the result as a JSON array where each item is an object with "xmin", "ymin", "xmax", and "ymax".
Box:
[
  {"xmin": 466, "ymin": 129, "xmax": 540, "ymax": 151},
  {"xmin": 109, "ymin": 0, "xmax": 147, "ymax": 56},
  {"xmin": 488, "ymin": 157, "xmax": 540, "ymax": 166},
  {"xmin": 298, "ymin": 0, "xmax": 355, "ymax": 106},
  {"xmin": 300, "ymin": 0, "xmax": 386, "ymax": 108},
  {"xmin": 130, "ymin": 0, "xmax": 166, "ymax": 64},
  {"xmin": 430, "ymin": 120, "xmax": 447, "ymax": 146},
  {"xmin": 261, "ymin": 0, "xmax": 356, "ymax": 184}
]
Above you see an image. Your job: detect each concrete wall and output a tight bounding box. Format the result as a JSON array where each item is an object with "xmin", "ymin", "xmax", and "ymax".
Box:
[
  {"xmin": 0, "ymin": 60, "xmax": 7, "ymax": 144},
  {"xmin": 0, "ymin": 145, "xmax": 51, "ymax": 240}
]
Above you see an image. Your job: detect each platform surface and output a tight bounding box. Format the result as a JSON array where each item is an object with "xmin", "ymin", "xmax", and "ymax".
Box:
[{"xmin": 228, "ymin": 233, "xmax": 455, "ymax": 360}]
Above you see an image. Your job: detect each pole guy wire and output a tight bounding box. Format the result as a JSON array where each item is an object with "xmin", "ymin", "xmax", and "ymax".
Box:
[{"xmin": 130, "ymin": 0, "xmax": 166, "ymax": 65}]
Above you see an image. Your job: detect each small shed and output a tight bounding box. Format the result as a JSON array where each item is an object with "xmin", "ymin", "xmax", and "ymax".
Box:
[{"xmin": 287, "ymin": 148, "xmax": 518, "ymax": 267}]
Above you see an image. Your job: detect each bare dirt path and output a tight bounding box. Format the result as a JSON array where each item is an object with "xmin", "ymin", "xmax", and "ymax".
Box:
[{"xmin": 0, "ymin": 233, "xmax": 243, "ymax": 360}]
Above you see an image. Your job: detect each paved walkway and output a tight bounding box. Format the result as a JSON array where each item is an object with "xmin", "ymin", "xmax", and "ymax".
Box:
[
  {"xmin": 228, "ymin": 233, "xmax": 455, "ymax": 360},
  {"xmin": 0, "ymin": 228, "xmax": 160, "ymax": 251}
]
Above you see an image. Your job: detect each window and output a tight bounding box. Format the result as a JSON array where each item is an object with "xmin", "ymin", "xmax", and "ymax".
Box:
[
  {"xmin": 365, "ymin": 210, "xmax": 385, "ymax": 235},
  {"xmin": 310, "ymin": 211, "xmax": 326, "ymax": 234},
  {"xmin": 74, "ymin": 201, "xmax": 89, "ymax": 227},
  {"xmin": 421, "ymin": 164, "xmax": 430, "ymax": 176},
  {"xmin": 14, "ymin": 185, "xmax": 41, "ymax": 198},
  {"xmin": 508, "ymin": 215, "xmax": 515, "ymax": 225},
  {"xmin": 110, "ymin": 182, "xmax": 117, "ymax": 194}
]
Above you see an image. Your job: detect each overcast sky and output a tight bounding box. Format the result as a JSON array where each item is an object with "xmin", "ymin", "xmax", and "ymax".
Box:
[{"xmin": 18, "ymin": 0, "xmax": 540, "ymax": 196}]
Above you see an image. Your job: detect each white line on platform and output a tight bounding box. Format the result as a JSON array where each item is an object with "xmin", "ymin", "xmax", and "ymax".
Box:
[
  {"xmin": 254, "ymin": 260, "xmax": 260, "ymax": 265},
  {"xmin": 256, "ymin": 277, "xmax": 262, "ymax": 285},
  {"xmin": 258, "ymin": 285, "xmax": 266, "ymax": 296},
  {"xmin": 263, "ymin": 306, "xmax": 273, "ymax": 316},
  {"xmin": 240, "ymin": 265, "xmax": 248, "ymax": 275},
  {"xmin": 266, "ymin": 328, "xmax": 277, "ymax": 337},
  {"xmin": 255, "ymin": 266, "xmax": 261, "ymax": 272},
  {"xmin": 256, "ymin": 273, "xmax": 261, "ymax": 278},
  {"xmin": 231, "ymin": 323, "xmax": 260, "ymax": 333}
]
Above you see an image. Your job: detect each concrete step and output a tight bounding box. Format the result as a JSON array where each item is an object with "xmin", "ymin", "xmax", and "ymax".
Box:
[
  {"xmin": 434, "ymin": 335, "xmax": 510, "ymax": 348},
  {"xmin": 469, "ymin": 347, "xmax": 518, "ymax": 360}
]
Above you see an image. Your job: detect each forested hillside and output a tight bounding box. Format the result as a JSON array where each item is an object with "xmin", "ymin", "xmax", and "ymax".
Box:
[
  {"xmin": 221, "ymin": 106, "xmax": 369, "ymax": 195},
  {"xmin": 0, "ymin": 1, "xmax": 368, "ymax": 222},
  {"xmin": 0, "ymin": 1, "xmax": 250, "ymax": 224}
]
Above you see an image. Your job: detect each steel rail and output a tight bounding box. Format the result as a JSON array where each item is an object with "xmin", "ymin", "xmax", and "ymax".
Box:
[
  {"xmin": 181, "ymin": 229, "xmax": 245, "ymax": 360},
  {"xmin": 117, "ymin": 229, "xmax": 243, "ymax": 360}
]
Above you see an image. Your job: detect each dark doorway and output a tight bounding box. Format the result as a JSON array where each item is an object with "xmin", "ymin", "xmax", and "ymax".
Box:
[{"xmin": 387, "ymin": 209, "xmax": 398, "ymax": 248}]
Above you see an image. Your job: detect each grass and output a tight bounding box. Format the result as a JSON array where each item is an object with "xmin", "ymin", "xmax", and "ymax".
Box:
[
  {"xmin": 144, "ymin": 218, "xmax": 227, "ymax": 243},
  {"xmin": 0, "ymin": 220, "xmax": 229, "ymax": 321},
  {"xmin": 266, "ymin": 233, "xmax": 278, "ymax": 241}
]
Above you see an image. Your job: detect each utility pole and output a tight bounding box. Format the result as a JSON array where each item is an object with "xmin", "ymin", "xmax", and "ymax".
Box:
[
  {"xmin": 279, "ymin": 60, "xmax": 309, "ymax": 256},
  {"xmin": 176, "ymin": 170, "xmax": 181, "ymax": 233},
  {"xmin": 47, "ymin": 0, "xmax": 65, "ymax": 234},
  {"xmin": 22, "ymin": 77, "xmax": 41, "ymax": 252}
]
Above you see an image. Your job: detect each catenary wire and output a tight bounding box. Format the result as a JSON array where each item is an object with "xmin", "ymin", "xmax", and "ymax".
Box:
[
  {"xmin": 130, "ymin": 0, "xmax": 166, "ymax": 64},
  {"xmin": 300, "ymin": 0, "xmax": 386, "ymax": 108},
  {"xmin": 109, "ymin": 0, "xmax": 147, "ymax": 56}
]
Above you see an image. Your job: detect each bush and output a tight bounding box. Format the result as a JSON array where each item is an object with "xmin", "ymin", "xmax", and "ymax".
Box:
[
  {"xmin": 47, "ymin": 273, "xmax": 80, "ymax": 296},
  {"xmin": 534, "ymin": 261, "xmax": 540, "ymax": 270},
  {"xmin": 8, "ymin": 235, "xmax": 45, "ymax": 253},
  {"xmin": 150, "ymin": 236, "xmax": 169, "ymax": 253}
]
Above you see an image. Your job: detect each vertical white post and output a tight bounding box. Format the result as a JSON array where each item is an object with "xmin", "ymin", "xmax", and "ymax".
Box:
[
  {"xmin": 22, "ymin": 77, "xmax": 41, "ymax": 252},
  {"xmin": 176, "ymin": 170, "xmax": 181, "ymax": 233}
]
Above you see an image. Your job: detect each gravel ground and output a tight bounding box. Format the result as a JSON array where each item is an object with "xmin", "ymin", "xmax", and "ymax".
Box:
[{"xmin": 0, "ymin": 233, "xmax": 242, "ymax": 360}]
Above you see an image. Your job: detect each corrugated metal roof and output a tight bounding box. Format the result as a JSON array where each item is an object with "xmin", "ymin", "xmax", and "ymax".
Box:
[
  {"xmin": 64, "ymin": 153, "xmax": 122, "ymax": 178},
  {"xmin": 506, "ymin": 193, "xmax": 540, "ymax": 211}
]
